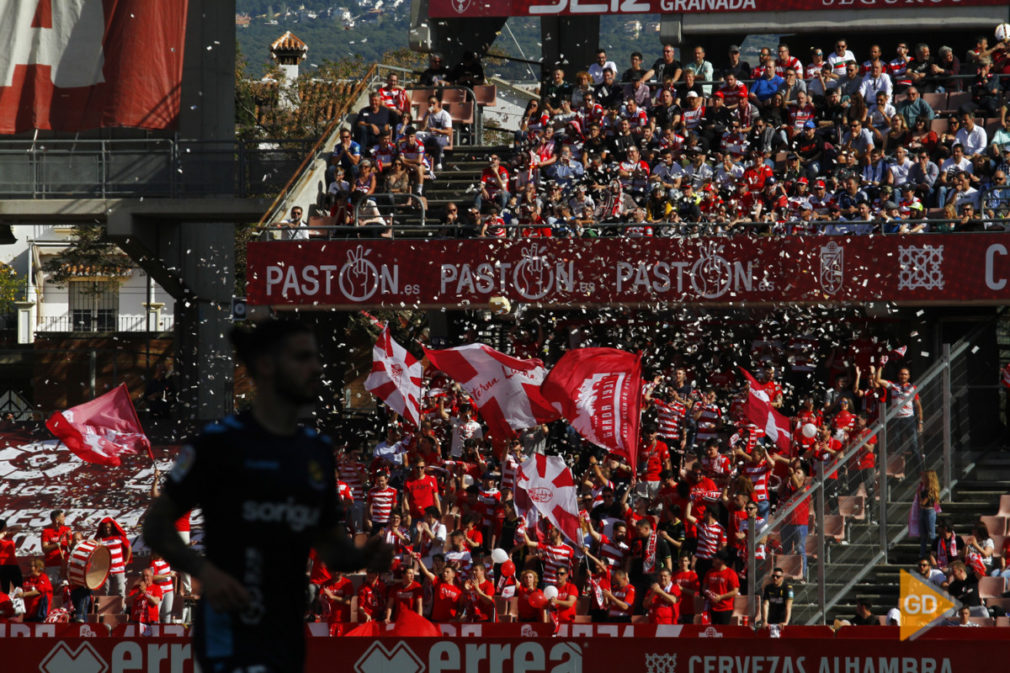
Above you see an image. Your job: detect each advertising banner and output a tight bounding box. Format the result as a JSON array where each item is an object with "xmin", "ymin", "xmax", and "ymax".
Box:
[
  {"xmin": 2, "ymin": 632, "xmax": 1005, "ymax": 673},
  {"xmin": 246, "ymin": 234, "xmax": 1010, "ymax": 308},
  {"xmin": 428, "ymin": 0, "xmax": 1008, "ymax": 19}
]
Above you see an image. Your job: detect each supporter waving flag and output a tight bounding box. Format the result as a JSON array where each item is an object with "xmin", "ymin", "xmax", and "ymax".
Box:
[
  {"xmin": 740, "ymin": 368, "xmax": 793, "ymax": 454},
  {"xmin": 364, "ymin": 326, "xmax": 423, "ymax": 427},
  {"xmin": 423, "ymin": 343, "xmax": 559, "ymax": 438},
  {"xmin": 515, "ymin": 454, "xmax": 581, "ymax": 544},
  {"xmin": 45, "ymin": 383, "xmax": 151, "ymax": 467},
  {"xmin": 541, "ymin": 348, "xmax": 643, "ymax": 473}
]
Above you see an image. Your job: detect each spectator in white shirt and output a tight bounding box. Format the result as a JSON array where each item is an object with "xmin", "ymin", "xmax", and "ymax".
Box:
[
  {"xmin": 279, "ymin": 206, "xmax": 309, "ymax": 240},
  {"xmin": 588, "ymin": 49, "xmax": 618, "ymax": 86},
  {"xmin": 827, "ymin": 39, "xmax": 856, "ymax": 76},
  {"xmin": 859, "ymin": 61, "xmax": 893, "ymax": 106},
  {"xmin": 684, "ymin": 45, "xmax": 714, "ymax": 96},
  {"xmin": 954, "ymin": 112, "xmax": 988, "ymax": 157}
]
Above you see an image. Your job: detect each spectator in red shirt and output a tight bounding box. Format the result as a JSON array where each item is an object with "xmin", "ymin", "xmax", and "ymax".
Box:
[
  {"xmin": 516, "ymin": 569, "xmax": 547, "ymax": 623},
  {"xmin": 703, "ymin": 550, "xmax": 740, "ymax": 625},
  {"xmin": 40, "ymin": 509, "xmax": 72, "ymax": 586},
  {"xmin": 127, "ymin": 568, "xmax": 162, "ymax": 625},
  {"xmin": 671, "ymin": 554, "xmax": 699, "ymax": 624},
  {"xmin": 646, "ymin": 567, "xmax": 681, "ymax": 624},
  {"xmin": 386, "ymin": 566, "xmax": 424, "ymax": 621},
  {"xmin": 405, "ymin": 461, "xmax": 442, "ymax": 521},
  {"xmin": 357, "ymin": 570, "xmax": 388, "ymax": 622},
  {"xmin": 320, "ymin": 572, "xmax": 354, "ymax": 633},
  {"xmin": 602, "ymin": 568, "xmax": 635, "ymax": 623},
  {"xmin": 419, "ymin": 563, "xmax": 464, "ymax": 622},
  {"xmin": 462, "ymin": 562, "xmax": 495, "ymax": 622},
  {"xmin": 20, "ymin": 558, "xmax": 52, "ymax": 622},
  {"xmin": 548, "ymin": 566, "xmax": 579, "ymax": 623},
  {"xmin": 0, "ymin": 520, "xmax": 21, "ymax": 594}
]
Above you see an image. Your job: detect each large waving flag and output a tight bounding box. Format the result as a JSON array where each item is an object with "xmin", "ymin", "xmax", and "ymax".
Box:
[
  {"xmin": 46, "ymin": 383, "xmax": 151, "ymax": 467},
  {"xmin": 740, "ymin": 368, "xmax": 793, "ymax": 454},
  {"xmin": 364, "ymin": 326, "xmax": 423, "ymax": 427},
  {"xmin": 515, "ymin": 454, "xmax": 581, "ymax": 544},
  {"xmin": 541, "ymin": 348, "xmax": 643, "ymax": 473},
  {"xmin": 423, "ymin": 343, "xmax": 559, "ymax": 438}
]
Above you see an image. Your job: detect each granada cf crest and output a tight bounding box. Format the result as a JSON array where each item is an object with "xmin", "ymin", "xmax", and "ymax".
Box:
[
  {"xmin": 452, "ymin": 0, "xmax": 472, "ymax": 13},
  {"xmin": 819, "ymin": 241, "xmax": 844, "ymax": 295}
]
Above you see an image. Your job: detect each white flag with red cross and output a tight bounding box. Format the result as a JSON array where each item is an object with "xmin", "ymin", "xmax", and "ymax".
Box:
[
  {"xmin": 365, "ymin": 326, "xmax": 423, "ymax": 427},
  {"xmin": 515, "ymin": 453, "xmax": 581, "ymax": 544},
  {"xmin": 423, "ymin": 343, "xmax": 560, "ymax": 438}
]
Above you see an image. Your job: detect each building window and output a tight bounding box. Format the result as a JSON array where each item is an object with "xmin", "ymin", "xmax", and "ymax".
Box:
[{"xmin": 69, "ymin": 280, "xmax": 119, "ymax": 332}]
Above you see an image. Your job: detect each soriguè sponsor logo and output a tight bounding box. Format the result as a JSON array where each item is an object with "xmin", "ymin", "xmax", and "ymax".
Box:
[{"xmin": 242, "ymin": 498, "xmax": 320, "ymax": 532}]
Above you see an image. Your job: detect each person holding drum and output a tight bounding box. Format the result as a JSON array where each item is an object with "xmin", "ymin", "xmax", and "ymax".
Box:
[
  {"xmin": 144, "ymin": 318, "xmax": 392, "ymax": 673},
  {"xmin": 40, "ymin": 510, "xmax": 72, "ymax": 585},
  {"xmin": 96, "ymin": 517, "xmax": 131, "ymax": 604}
]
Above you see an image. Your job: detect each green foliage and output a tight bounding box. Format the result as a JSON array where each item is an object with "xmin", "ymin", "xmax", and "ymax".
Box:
[
  {"xmin": 40, "ymin": 226, "xmax": 132, "ymax": 286},
  {"xmin": 0, "ymin": 263, "xmax": 26, "ymax": 315}
]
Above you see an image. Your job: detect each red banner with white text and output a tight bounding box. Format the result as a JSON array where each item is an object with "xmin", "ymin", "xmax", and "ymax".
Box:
[
  {"xmin": 2, "ymin": 631, "xmax": 1008, "ymax": 673},
  {"xmin": 246, "ymin": 234, "xmax": 1010, "ymax": 308},
  {"xmin": 429, "ymin": 0, "xmax": 1007, "ymax": 19},
  {"xmin": 0, "ymin": 0, "xmax": 187, "ymax": 134}
]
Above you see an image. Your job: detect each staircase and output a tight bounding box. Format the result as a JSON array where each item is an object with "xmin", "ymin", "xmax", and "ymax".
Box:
[{"xmin": 790, "ymin": 449, "xmax": 1010, "ymax": 624}]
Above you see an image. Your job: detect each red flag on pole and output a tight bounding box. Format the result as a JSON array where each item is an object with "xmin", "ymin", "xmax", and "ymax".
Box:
[
  {"xmin": 541, "ymin": 348, "xmax": 643, "ymax": 473},
  {"xmin": 423, "ymin": 343, "xmax": 560, "ymax": 438},
  {"xmin": 739, "ymin": 368, "xmax": 793, "ymax": 454},
  {"xmin": 46, "ymin": 383, "xmax": 151, "ymax": 467}
]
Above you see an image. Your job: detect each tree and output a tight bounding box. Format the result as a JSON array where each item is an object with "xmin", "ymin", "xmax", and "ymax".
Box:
[
  {"xmin": 40, "ymin": 226, "xmax": 132, "ymax": 286},
  {"xmin": 0, "ymin": 263, "xmax": 26, "ymax": 315}
]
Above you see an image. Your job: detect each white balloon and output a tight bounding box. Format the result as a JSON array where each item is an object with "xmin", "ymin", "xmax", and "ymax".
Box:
[
  {"xmin": 801, "ymin": 423, "xmax": 817, "ymax": 438},
  {"xmin": 491, "ymin": 548, "xmax": 509, "ymax": 564},
  {"xmin": 543, "ymin": 585, "xmax": 559, "ymax": 600},
  {"xmin": 462, "ymin": 474, "xmax": 474, "ymax": 488}
]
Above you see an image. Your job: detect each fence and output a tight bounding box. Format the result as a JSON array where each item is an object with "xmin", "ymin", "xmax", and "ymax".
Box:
[
  {"xmin": 0, "ymin": 138, "xmax": 317, "ymax": 199},
  {"xmin": 36, "ymin": 313, "xmax": 175, "ymax": 334},
  {"xmin": 744, "ymin": 319, "xmax": 995, "ymax": 625}
]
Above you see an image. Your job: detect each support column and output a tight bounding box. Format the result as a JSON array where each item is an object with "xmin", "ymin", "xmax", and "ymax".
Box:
[
  {"xmin": 173, "ymin": 222, "xmax": 235, "ymax": 424},
  {"xmin": 144, "ymin": 302, "xmax": 166, "ymax": 332},
  {"xmin": 15, "ymin": 300, "xmax": 35, "ymax": 344},
  {"xmin": 540, "ymin": 16, "xmax": 601, "ymax": 81}
]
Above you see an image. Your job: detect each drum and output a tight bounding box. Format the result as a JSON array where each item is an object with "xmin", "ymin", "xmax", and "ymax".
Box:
[{"xmin": 67, "ymin": 540, "xmax": 111, "ymax": 590}]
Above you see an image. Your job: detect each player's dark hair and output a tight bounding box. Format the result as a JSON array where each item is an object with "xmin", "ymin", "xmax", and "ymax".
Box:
[
  {"xmin": 230, "ymin": 318, "xmax": 314, "ymax": 378},
  {"xmin": 0, "ymin": 519, "xmax": 5, "ymax": 531},
  {"xmin": 50, "ymin": 509, "xmax": 62, "ymax": 522}
]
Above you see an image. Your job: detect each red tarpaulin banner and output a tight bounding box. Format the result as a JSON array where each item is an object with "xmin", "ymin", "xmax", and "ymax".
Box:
[
  {"xmin": 46, "ymin": 383, "xmax": 152, "ymax": 467},
  {"xmin": 246, "ymin": 234, "xmax": 1010, "ymax": 308},
  {"xmin": 429, "ymin": 0, "xmax": 1007, "ymax": 18},
  {"xmin": 0, "ymin": 0, "xmax": 188, "ymax": 134},
  {"xmin": 2, "ymin": 632, "xmax": 1007, "ymax": 673}
]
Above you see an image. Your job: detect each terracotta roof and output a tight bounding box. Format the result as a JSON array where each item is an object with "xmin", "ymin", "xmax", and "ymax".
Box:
[
  {"xmin": 250, "ymin": 79, "xmax": 359, "ymax": 136},
  {"xmin": 270, "ymin": 31, "xmax": 307, "ymax": 55}
]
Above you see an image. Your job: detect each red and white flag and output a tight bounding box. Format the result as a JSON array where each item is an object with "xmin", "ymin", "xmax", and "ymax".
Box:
[
  {"xmin": 364, "ymin": 326, "xmax": 423, "ymax": 427},
  {"xmin": 45, "ymin": 383, "xmax": 151, "ymax": 467},
  {"xmin": 423, "ymin": 343, "xmax": 559, "ymax": 438},
  {"xmin": 515, "ymin": 454, "xmax": 581, "ymax": 544},
  {"xmin": 880, "ymin": 345, "xmax": 908, "ymax": 366},
  {"xmin": 740, "ymin": 368, "xmax": 793, "ymax": 454},
  {"xmin": 541, "ymin": 348, "xmax": 643, "ymax": 473},
  {"xmin": 0, "ymin": 1, "xmax": 187, "ymax": 134}
]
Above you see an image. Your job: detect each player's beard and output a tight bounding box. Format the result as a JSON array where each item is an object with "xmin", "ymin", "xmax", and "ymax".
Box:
[{"xmin": 274, "ymin": 370, "xmax": 321, "ymax": 407}]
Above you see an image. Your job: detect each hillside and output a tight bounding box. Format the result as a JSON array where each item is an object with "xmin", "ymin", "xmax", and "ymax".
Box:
[{"xmin": 236, "ymin": 0, "xmax": 667, "ymax": 79}]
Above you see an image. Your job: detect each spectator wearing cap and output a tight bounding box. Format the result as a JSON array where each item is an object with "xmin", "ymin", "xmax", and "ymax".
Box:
[
  {"xmin": 792, "ymin": 120, "xmax": 828, "ymax": 177},
  {"xmin": 881, "ymin": 199, "xmax": 925, "ymax": 234},
  {"xmin": 588, "ymin": 48, "xmax": 618, "ymax": 86},
  {"xmin": 898, "ymin": 183, "xmax": 925, "ymax": 218},
  {"xmin": 684, "ymin": 46, "xmax": 714, "ymax": 96},
  {"xmin": 749, "ymin": 60, "xmax": 783, "ymax": 105},
  {"xmin": 719, "ymin": 44, "xmax": 751, "ymax": 81}
]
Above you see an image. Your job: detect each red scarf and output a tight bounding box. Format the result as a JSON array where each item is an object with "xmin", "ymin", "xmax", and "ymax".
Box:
[{"xmin": 643, "ymin": 530, "xmax": 659, "ymax": 574}]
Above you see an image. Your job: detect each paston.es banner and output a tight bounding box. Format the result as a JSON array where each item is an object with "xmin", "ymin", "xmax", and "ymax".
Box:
[
  {"xmin": 0, "ymin": 0, "xmax": 188, "ymax": 133},
  {"xmin": 428, "ymin": 0, "xmax": 1008, "ymax": 19},
  {"xmin": 245, "ymin": 234, "xmax": 1010, "ymax": 308}
]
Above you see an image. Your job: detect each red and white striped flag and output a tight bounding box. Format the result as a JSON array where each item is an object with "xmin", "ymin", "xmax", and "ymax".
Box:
[
  {"xmin": 364, "ymin": 326, "xmax": 423, "ymax": 427},
  {"xmin": 739, "ymin": 368, "xmax": 793, "ymax": 454},
  {"xmin": 45, "ymin": 383, "xmax": 151, "ymax": 467},
  {"xmin": 423, "ymin": 343, "xmax": 559, "ymax": 438},
  {"xmin": 515, "ymin": 454, "xmax": 581, "ymax": 544}
]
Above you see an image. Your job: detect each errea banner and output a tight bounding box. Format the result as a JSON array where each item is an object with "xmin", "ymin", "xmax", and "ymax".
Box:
[
  {"xmin": 0, "ymin": 0, "xmax": 187, "ymax": 133},
  {"xmin": 428, "ymin": 0, "xmax": 1008, "ymax": 19},
  {"xmin": 245, "ymin": 234, "xmax": 1010, "ymax": 308}
]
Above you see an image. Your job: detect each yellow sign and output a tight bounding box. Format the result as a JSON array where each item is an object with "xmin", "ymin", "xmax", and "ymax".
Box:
[{"xmin": 899, "ymin": 569, "xmax": 958, "ymax": 640}]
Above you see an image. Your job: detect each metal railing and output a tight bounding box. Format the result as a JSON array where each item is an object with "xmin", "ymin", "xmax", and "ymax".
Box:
[
  {"xmin": 744, "ymin": 318, "xmax": 996, "ymax": 625},
  {"xmin": 0, "ymin": 138, "xmax": 318, "ymax": 199},
  {"xmin": 37, "ymin": 313, "xmax": 175, "ymax": 333}
]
